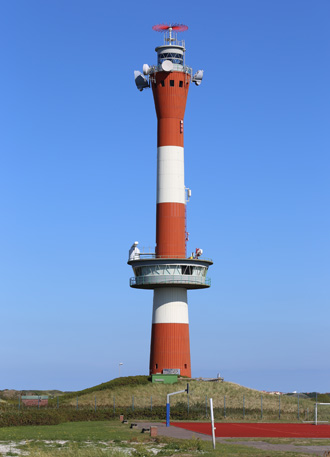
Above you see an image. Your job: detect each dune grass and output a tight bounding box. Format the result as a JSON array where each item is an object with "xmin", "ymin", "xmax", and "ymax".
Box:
[
  {"xmin": 1, "ymin": 377, "xmax": 326, "ymax": 424},
  {"xmin": 55, "ymin": 378, "xmax": 317, "ymax": 423}
]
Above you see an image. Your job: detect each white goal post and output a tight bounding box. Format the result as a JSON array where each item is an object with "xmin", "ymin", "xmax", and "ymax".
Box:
[{"xmin": 315, "ymin": 403, "xmax": 330, "ymax": 425}]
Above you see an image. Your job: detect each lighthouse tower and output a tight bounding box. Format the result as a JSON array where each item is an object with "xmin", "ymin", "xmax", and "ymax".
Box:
[{"xmin": 129, "ymin": 24, "xmax": 212, "ymax": 378}]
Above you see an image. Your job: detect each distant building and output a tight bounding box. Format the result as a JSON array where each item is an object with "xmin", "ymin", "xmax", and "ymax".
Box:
[{"xmin": 21, "ymin": 395, "xmax": 48, "ymax": 406}]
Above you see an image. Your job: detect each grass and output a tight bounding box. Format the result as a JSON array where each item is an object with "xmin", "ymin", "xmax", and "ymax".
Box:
[
  {"xmin": 2, "ymin": 377, "xmax": 329, "ymax": 427},
  {"xmin": 0, "ymin": 421, "xmax": 144, "ymax": 441},
  {"xmin": 50, "ymin": 377, "xmax": 319, "ymax": 423},
  {"xmin": 1, "ymin": 378, "xmax": 328, "ymax": 455},
  {"xmin": 224, "ymin": 437, "xmax": 330, "ymax": 446},
  {"xmin": 20, "ymin": 447, "xmax": 321, "ymax": 457},
  {"xmin": 0, "ymin": 421, "xmax": 324, "ymax": 457}
]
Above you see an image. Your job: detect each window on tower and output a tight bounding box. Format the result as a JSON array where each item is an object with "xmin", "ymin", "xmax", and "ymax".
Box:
[
  {"xmin": 181, "ymin": 265, "xmax": 193, "ymax": 275},
  {"xmin": 170, "ymin": 80, "xmax": 174, "ymax": 87},
  {"xmin": 160, "ymin": 80, "xmax": 165, "ymax": 87},
  {"xmin": 158, "ymin": 53, "xmax": 183, "ymax": 65},
  {"xmin": 179, "ymin": 81, "xmax": 183, "ymax": 87}
]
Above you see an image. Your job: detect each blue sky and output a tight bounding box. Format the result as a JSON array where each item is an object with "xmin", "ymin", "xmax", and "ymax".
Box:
[{"xmin": 0, "ymin": 0, "xmax": 329, "ymax": 393}]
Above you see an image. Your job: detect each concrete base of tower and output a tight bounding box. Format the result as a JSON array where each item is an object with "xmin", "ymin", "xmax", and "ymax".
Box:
[{"xmin": 149, "ymin": 288, "xmax": 191, "ymax": 377}]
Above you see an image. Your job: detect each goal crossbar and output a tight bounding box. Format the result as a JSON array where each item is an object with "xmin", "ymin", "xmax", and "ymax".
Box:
[{"xmin": 315, "ymin": 403, "xmax": 330, "ymax": 425}]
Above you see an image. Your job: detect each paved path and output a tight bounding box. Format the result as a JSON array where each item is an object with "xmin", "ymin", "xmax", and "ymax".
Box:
[{"xmin": 137, "ymin": 422, "xmax": 330, "ymax": 456}]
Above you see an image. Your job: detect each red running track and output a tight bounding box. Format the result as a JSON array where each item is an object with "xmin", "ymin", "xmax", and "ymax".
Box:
[{"xmin": 172, "ymin": 422, "xmax": 330, "ymax": 438}]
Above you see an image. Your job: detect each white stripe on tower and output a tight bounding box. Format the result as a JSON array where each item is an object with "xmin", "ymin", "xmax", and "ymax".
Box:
[
  {"xmin": 157, "ymin": 146, "xmax": 185, "ymax": 204},
  {"xmin": 153, "ymin": 288, "xmax": 188, "ymax": 324}
]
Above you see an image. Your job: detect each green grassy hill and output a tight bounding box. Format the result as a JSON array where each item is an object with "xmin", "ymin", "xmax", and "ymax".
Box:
[
  {"xmin": 2, "ymin": 376, "xmax": 328, "ymax": 425},
  {"xmin": 52, "ymin": 376, "xmax": 317, "ymax": 422}
]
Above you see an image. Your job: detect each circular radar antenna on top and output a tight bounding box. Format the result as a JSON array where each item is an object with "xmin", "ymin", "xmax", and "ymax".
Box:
[
  {"xmin": 152, "ymin": 23, "xmax": 188, "ymax": 32},
  {"xmin": 152, "ymin": 23, "xmax": 188, "ymax": 44}
]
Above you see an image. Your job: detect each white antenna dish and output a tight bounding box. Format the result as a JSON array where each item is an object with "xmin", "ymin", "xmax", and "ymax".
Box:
[
  {"xmin": 193, "ymin": 70, "xmax": 204, "ymax": 86},
  {"xmin": 143, "ymin": 64, "xmax": 150, "ymax": 75},
  {"xmin": 134, "ymin": 71, "xmax": 149, "ymax": 91},
  {"xmin": 161, "ymin": 60, "xmax": 173, "ymax": 72}
]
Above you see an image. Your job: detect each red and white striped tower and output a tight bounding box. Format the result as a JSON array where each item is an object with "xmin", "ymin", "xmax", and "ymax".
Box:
[{"xmin": 129, "ymin": 24, "xmax": 212, "ymax": 378}]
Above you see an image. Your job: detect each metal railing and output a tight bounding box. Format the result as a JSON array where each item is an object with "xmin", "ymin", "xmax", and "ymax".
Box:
[
  {"xmin": 129, "ymin": 250, "xmax": 212, "ymax": 263},
  {"xmin": 130, "ymin": 275, "xmax": 211, "ymax": 287}
]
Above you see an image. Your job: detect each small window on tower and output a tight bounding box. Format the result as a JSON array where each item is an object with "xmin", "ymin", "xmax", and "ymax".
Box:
[
  {"xmin": 184, "ymin": 364, "xmax": 187, "ymax": 369},
  {"xmin": 155, "ymin": 364, "xmax": 158, "ymax": 369},
  {"xmin": 181, "ymin": 265, "xmax": 193, "ymax": 275},
  {"xmin": 170, "ymin": 80, "xmax": 174, "ymax": 87},
  {"xmin": 179, "ymin": 81, "xmax": 183, "ymax": 87},
  {"xmin": 160, "ymin": 80, "xmax": 165, "ymax": 87}
]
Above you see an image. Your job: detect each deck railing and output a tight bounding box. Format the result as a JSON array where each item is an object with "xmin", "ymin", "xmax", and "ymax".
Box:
[{"xmin": 130, "ymin": 276, "xmax": 211, "ymax": 287}]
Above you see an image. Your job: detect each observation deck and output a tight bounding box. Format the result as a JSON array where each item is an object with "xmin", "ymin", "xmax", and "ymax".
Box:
[{"xmin": 128, "ymin": 251, "xmax": 212, "ymax": 290}]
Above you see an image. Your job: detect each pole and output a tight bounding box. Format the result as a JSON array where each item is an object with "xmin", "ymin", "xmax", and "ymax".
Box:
[
  {"xmin": 205, "ymin": 395, "xmax": 207, "ymax": 418},
  {"xmin": 315, "ymin": 402, "xmax": 318, "ymax": 426},
  {"xmin": 166, "ymin": 384, "xmax": 189, "ymax": 427},
  {"xmin": 279, "ymin": 394, "xmax": 281, "ymax": 420},
  {"xmin": 210, "ymin": 398, "xmax": 216, "ymax": 449},
  {"xmin": 166, "ymin": 398, "xmax": 170, "ymax": 427},
  {"xmin": 187, "ymin": 392, "xmax": 189, "ymax": 415}
]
